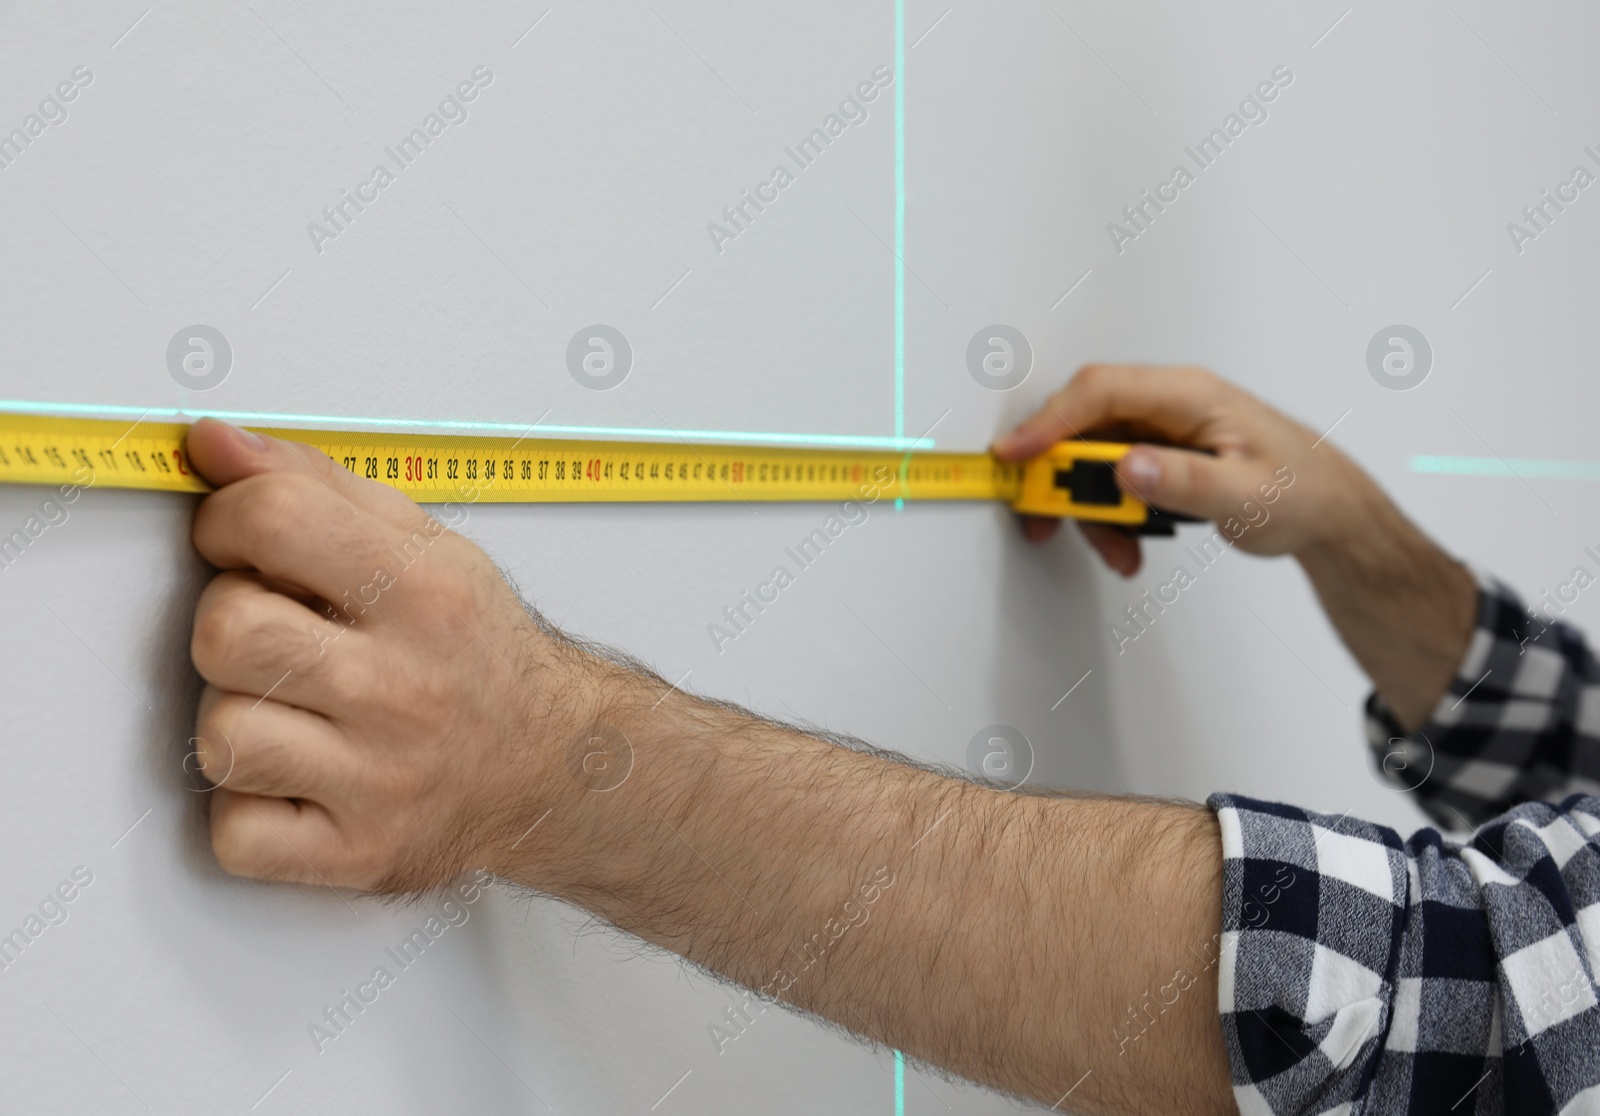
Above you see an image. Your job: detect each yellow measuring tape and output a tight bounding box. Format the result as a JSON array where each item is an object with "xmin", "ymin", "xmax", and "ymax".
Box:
[{"xmin": 0, "ymin": 412, "xmax": 1174, "ymax": 530}]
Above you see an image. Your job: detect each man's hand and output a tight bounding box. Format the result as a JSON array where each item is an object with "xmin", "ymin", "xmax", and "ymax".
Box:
[
  {"xmin": 993, "ymin": 363, "xmax": 1371, "ymax": 572},
  {"xmin": 186, "ymin": 417, "xmax": 587, "ymax": 893},
  {"xmin": 995, "ymin": 364, "xmax": 1478, "ymax": 729},
  {"xmin": 183, "ymin": 417, "xmax": 1235, "ymax": 1115}
]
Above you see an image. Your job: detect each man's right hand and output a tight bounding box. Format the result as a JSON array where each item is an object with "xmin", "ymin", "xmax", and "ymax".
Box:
[
  {"xmin": 994, "ymin": 363, "xmax": 1478, "ymax": 730},
  {"xmin": 993, "ymin": 363, "xmax": 1380, "ymax": 574}
]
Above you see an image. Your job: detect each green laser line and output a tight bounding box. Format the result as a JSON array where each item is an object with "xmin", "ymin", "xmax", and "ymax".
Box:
[
  {"xmin": 893, "ymin": 0, "xmax": 907, "ymax": 512},
  {"xmin": 1410, "ymin": 455, "xmax": 1600, "ymax": 481},
  {"xmin": 0, "ymin": 399, "xmax": 937, "ymax": 451},
  {"xmin": 895, "ymin": 1048, "xmax": 905, "ymax": 1116},
  {"xmin": 894, "ymin": 0, "xmax": 910, "ymax": 1098},
  {"xmin": 894, "ymin": 0, "xmax": 906, "ymax": 446}
]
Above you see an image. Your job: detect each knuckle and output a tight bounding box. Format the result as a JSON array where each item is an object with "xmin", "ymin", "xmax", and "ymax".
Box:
[
  {"xmin": 209, "ymin": 798, "xmax": 267, "ymax": 877},
  {"xmin": 239, "ymin": 475, "xmax": 315, "ymax": 548},
  {"xmin": 199, "ymin": 475, "xmax": 322, "ymax": 567},
  {"xmin": 413, "ymin": 669, "xmax": 458, "ymax": 728},
  {"xmin": 192, "ymin": 489, "xmax": 254, "ymax": 560},
  {"xmin": 191, "ymin": 494, "xmax": 222, "ymax": 552},
  {"xmin": 207, "ymin": 696, "xmax": 275, "ymax": 775},
  {"xmin": 409, "ymin": 565, "xmax": 481, "ymax": 636},
  {"xmin": 425, "ymin": 570, "xmax": 478, "ymax": 622},
  {"xmin": 192, "ymin": 723, "xmax": 237, "ymax": 786},
  {"xmin": 191, "ymin": 595, "xmax": 245, "ymax": 680},
  {"xmin": 193, "ymin": 596, "xmax": 297, "ymax": 683},
  {"xmin": 199, "ymin": 688, "xmax": 245, "ymax": 739},
  {"xmin": 1071, "ymin": 363, "xmax": 1114, "ymax": 393},
  {"xmin": 1069, "ymin": 364, "xmax": 1125, "ymax": 412}
]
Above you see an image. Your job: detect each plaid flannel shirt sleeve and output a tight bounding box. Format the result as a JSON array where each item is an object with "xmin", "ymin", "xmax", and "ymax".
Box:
[
  {"xmin": 1206, "ymin": 577, "xmax": 1600, "ymax": 1114},
  {"xmin": 1366, "ymin": 572, "xmax": 1600, "ymax": 832}
]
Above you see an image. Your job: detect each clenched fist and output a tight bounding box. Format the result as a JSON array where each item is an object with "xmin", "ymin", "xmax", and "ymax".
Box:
[{"xmin": 186, "ymin": 419, "xmax": 591, "ymax": 892}]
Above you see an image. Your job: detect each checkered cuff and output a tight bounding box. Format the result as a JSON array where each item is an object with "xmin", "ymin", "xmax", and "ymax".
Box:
[
  {"xmin": 1367, "ymin": 572, "xmax": 1600, "ymax": 832},
  {"xmin": 1208, "ymin": 791, "xmax": 1600, "ymax": 1115}
]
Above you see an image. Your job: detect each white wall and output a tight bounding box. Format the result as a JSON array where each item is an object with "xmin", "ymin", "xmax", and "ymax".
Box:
[{"xmin": 1, "ymin": 1, "xmax": 1596, "ymax": 1112}]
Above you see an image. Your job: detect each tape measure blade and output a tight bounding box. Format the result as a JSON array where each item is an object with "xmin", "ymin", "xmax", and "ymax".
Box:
[
  {"xmin": 0, "ymin": 414, "xmax": 1016, "ymax": 507},
  {"xmin": 0, "ymin": 415, "xmax": 204, "ymax": 494}
]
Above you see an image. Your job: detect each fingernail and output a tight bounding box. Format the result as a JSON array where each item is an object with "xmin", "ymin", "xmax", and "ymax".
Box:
[
  {"xmin": 223, "ymin": 420, "xmax": 266, "ymax": 450},
  {"xmin": 992, "ymin": 431, "xmax": 1022, "ymax": 458},
  {"xmin": 1120, "ymin": 448, "xmax": 1160, "ymax": 491}
]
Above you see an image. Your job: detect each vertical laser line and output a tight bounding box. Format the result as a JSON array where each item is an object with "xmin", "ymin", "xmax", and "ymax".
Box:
[
  {"xmin": 893, "ymin": 0, "xmax": 907, "ymax": 511},
  {"xmin": 894, "ymin": 0, "xmax": 906, "ymax": 442},
  {"xmin": 893, "ymin": 0, "xmax": 910, "ymax": 1083}
]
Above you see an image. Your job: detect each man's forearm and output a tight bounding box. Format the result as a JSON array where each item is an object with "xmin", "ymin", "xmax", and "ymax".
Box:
[
  {"xmin": 183, "ymin": 417, "xmax": 1240, "ymax": 1111},
  {"xmin": 1295, "ymin": 476, "xmax": 1478, "ymax": 730},
  {"xmin": 499, "ymin": 660, "xmax": 1233, "ymax": 1114}
]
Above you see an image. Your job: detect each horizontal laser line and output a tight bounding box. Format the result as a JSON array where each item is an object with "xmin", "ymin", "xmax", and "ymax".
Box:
[
  {"xmin": 0, "ymin": 399, "xmax": 937, "ymax": 451},
  {"xmin": 1410, "ymin": 455, "xmax": 1600, "ymax": 482}
]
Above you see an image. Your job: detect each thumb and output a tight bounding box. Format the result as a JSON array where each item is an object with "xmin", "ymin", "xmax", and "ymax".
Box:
[
  {"xmin": 183, "ymin": 418, "xmax": 275, "ymax": 488},
  {"xmin": 184, "ymin": 418, "xmax": 408, "ymax": 517},
  {"xmin": 1115, "ymin": 444, "xmax": 1247, "ymax": 522}
]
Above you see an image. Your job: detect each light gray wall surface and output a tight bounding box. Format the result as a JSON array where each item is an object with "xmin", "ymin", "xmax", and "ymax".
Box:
[{"xmin": 1, "ymin": 1, "xmax": 1596, "ymax": 1111}]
